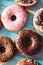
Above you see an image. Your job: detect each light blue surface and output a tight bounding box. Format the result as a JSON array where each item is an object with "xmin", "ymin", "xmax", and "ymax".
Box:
[{"xmin": 0, "ymin": 0, "xmax": 43, "ymax": 65}]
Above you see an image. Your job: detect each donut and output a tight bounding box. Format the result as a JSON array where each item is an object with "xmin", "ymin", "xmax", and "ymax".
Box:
[
  {"xmin": 15, "ymin": 0, "xmax": 38, "ymax": 6},
  {"xmin": 0, "ymin": 15, "xmax": 3, "ymax": 28},
  {"xmin": 15, "ymin": 30, "xmax": 42, "ymax": 56},
  {"xmin": 33, "ymin": 8, "xmax": 43, "ymax": 33},
  {"xmin": 16, "ymin": 58, "xmax": 38, "ymax": 65},
  {"xmin": 1, "ymin": 5, "xmax": 27, "ymax": 32},
  {"xmin": 0, "ymin": 36, "xmax": 16, "ymax": 63}
]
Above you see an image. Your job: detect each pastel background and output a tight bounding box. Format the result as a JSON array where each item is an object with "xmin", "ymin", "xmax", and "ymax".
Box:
[{"xmin": 0, "ymin": 0, "xmax": 43, "ymax": 65}]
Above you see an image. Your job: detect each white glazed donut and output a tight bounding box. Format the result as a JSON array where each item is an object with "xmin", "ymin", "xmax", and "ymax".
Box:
[{"xmin": 33, "ymin": 8, "xmax": 43, "ymax": 33}]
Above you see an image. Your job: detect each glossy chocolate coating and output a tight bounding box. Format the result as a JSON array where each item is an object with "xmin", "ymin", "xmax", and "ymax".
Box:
[{"xmin": 15, "ymin": 30, "xmax": 42, "ymax": 56}]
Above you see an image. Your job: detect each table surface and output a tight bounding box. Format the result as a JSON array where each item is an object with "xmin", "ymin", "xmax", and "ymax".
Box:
[{"xmin": 0, "ymin": 0, "xmax": 43, "ymax": 65}]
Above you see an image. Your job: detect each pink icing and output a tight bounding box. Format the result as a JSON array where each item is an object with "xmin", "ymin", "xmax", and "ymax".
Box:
[{"xmin": 1, "ymin": 5, "xmax": 27, "ymax": 31}]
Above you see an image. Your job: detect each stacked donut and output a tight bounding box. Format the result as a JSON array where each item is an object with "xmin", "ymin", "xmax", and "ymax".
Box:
[{"xmin": 0, "ymin": 0, "xmax": 43, "ymax": 65}]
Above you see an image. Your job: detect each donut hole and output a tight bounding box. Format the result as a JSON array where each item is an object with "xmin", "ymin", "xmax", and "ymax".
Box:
[
  {"xmin": 11, "ymin": 15, "xmax": 16, "ymax": 21},
  {"xmin": 0, "ymin": 45, "xmax": 5, "ymax": 54},
  {"xmin": 23, "ymin": 37, "xmax": 32, "ymax": 47}
]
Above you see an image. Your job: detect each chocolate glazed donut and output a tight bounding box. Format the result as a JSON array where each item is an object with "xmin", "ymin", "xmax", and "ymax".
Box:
[
  {"xmin": 0, "ymin": 36, "xmax": 16, "ymax": 63},
  {"xmin": 15, "ymin": 30, "xmax": 42, "ymax": 56},
  {"xmin": 16, "ymin": 58, "xmax": 38, "ymax": 65}
]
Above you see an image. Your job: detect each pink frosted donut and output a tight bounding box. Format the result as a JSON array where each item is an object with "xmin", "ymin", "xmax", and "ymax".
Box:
[{"xmin": 1, "ymin": 5, "xmax": 27, "ymax": 31}]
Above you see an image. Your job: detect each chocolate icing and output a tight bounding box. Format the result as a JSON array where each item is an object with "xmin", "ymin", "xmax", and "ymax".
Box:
[
  {"xmin": 17, "ymin": 58, "xmax": 38, "ymax": 65},
  {"xmin": 36, "ymin": 11, "xmax": 43, "ymax": 26},
  {"xmin": 17, "ymin": 0, "xmax": 33, "ymax": 4},
  {"xmin": 16, "ymin": 0, "xmax": 38, "ymax": 6},
  {"xmin": 0, "ymin": 36, "xmax": 15, "ymax": 62},
  {"xmin": 15, "ymin": 30, "xmax": 42, "ymax": 55},
  {"xmin": 22, "ymin": 0, "xmax": 33, "ymax": 4}
]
